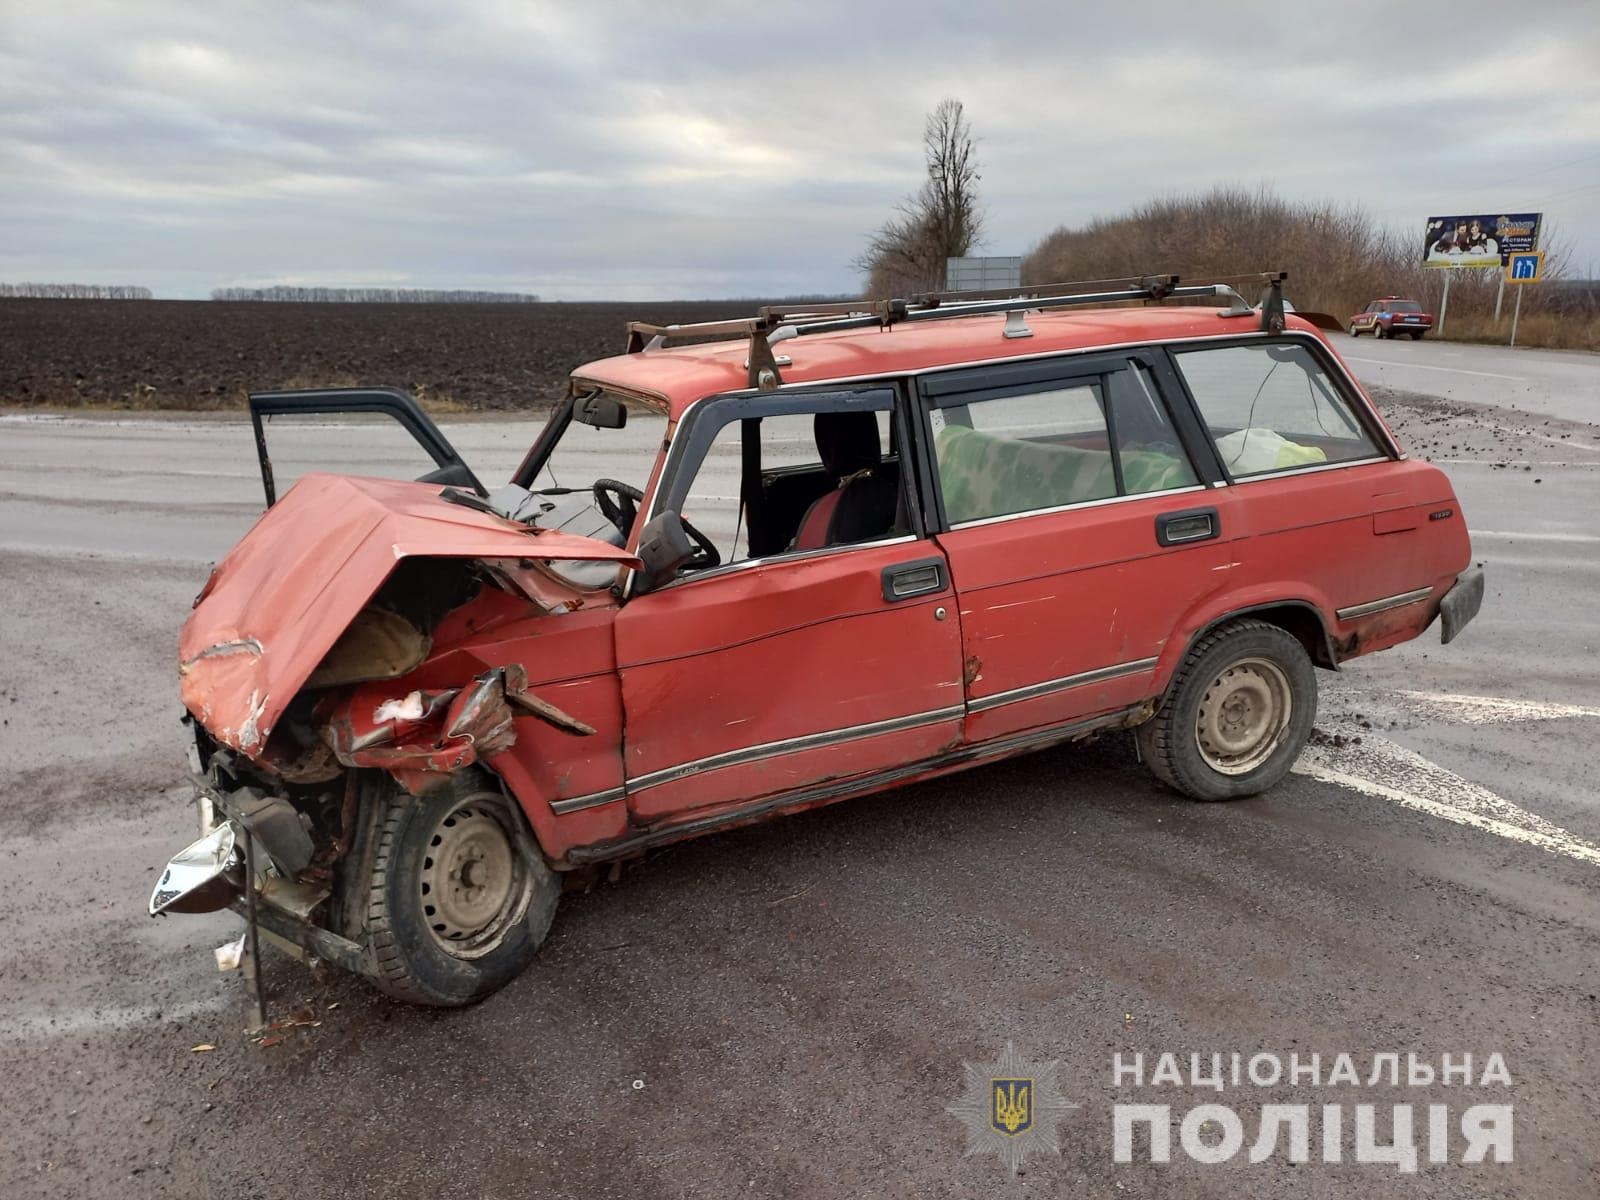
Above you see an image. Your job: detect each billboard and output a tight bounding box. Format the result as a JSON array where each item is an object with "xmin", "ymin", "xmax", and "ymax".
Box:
[{"xmin": 1422, "ymin": 213, "xmax": 1541, "ymax": 269}]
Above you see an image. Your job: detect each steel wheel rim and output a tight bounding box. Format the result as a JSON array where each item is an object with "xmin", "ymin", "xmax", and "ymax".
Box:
[
  {"xmin": 419, "ymin": 796, "xmax": 531, "ymax": 959},
  {"xmin": 1194, "ymin": 656, "xmax": 1293, "ymax": 776}
]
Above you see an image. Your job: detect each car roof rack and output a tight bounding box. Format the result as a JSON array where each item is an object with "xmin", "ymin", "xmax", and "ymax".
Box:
[{"xmin": 623, "ymin": 271, "xmax": 1289, "ymax": 390}]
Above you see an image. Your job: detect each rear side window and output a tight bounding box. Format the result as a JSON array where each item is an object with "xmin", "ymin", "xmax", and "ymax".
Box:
[
  {"xmin": 1172, "ymin": 343, "xmax": 1381, "ymax": 479},
  {"xmin": 931, "ymin": 363, "xmax": 1198, "ymax": 525}
]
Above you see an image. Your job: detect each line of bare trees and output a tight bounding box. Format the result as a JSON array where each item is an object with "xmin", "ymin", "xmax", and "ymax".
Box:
[
  {"xmin": 0, "ymin": 282, "xmax": 153, "ymax": 299},
  {"xmin": 1020, "ymin": 185, "xmax": 1593, "ymax": 347},
  {"xmin": 209, "ymin": 286, "xmax": 540, "ymax": 303}
]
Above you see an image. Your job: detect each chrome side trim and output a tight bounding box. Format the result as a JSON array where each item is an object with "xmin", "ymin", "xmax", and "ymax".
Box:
[
  {"xmin": 565, "ymin": 701, "xmax": 1148, "ymax": 865},
  {"xmin": 947, "ymin": 485, "xmax": 1207, "ymax": 531},
  {"xmin": 968, "ymin": 657, "xmax": 1159, "ymax": 713},
  {"xmin": 1335, "ymin": 586, "xmax": 1433, "ymax": 621},
  {"xmin": 549, "ymin": 787, "xmax": 627, "ymax": 816},
  {"xmin": 1227, "ymin": 456, "xmax": 1389, "ymax": 484},
  {"xmin": 626, "ymin": 704, "xmax": 966, "ymax": 794},
  {"xmin": 647, "ymin": 533, "xmax": 920, "ymax": 594}
]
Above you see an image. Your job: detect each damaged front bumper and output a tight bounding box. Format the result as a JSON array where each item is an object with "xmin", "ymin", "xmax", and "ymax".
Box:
[{"xmin": 148, "ymin": 769, "xmax": 367, "ymax": 978}]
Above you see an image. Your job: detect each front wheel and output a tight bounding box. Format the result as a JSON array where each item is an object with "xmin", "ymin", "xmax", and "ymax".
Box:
[
  {"xmin": 1136, "ymin": 619, "xmax": 1317, "ymax": 801},
  {"xmin": 363, "ymin": 772, "xmax": 559, "ymax": 1006},
  {"xmin": 1348, "ymin": 322, "xmax": 1360, "ymax": 338}
]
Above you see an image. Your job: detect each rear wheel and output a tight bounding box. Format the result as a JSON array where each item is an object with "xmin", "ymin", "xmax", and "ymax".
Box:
[
  {"xmin": 1136, "ymin": 619, "xmax": 1317, "ymax": 801},
  {"xmin": 1373, "ymin": 322, "xmax": 1387, "ymax": 339},
  {"xmin": 1410, "ymin": 331, "xmax": 1424, "ymax": 340},
  {"xmin": 364, "ymin": 771, "xmax": 559, "ymax": 1006}
]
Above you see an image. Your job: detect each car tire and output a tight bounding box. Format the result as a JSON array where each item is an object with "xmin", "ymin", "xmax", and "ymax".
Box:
[
  {"xmin": 1136, "ymin": 619, "xmax": 1317, "ymax": 802},
  {"xmin": 1348, "ymin": 322, "xmax": 1360, "ymax": 337},
  {"xmin": 1373, "ymin": 323, "xmax": 1386, "ymax": 339},
  {"xmin": 1410, "ymin": 331, "xmax": 1424, "ymax": 340},
  {"xmin": 363, "ymin": 770, "xmax": 559, "ymax": 1006}
]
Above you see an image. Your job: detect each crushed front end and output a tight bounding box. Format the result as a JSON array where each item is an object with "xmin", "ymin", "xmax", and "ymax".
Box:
[{"xmin": 147, "ymin": 471, "xmax": 637, "ymax": 1006}]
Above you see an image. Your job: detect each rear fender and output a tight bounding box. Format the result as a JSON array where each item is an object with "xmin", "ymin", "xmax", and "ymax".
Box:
[{"xmin": 1155, "ymin": 585, "xmax": 1340, "ymax": 697}]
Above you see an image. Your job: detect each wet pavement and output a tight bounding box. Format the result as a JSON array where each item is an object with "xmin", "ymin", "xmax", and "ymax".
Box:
[{"xmin": 2, "ymin": 350, "xmax": 1598, "ymax": 1198}]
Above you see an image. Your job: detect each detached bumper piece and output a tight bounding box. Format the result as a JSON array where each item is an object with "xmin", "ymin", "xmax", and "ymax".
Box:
[
  {"xmin": 228, "ymin": 895, "xmax": 366, "ymax": 975},
  {"xmin": 148, "ymin": 771, "xmax": 367, "ymax": 1025},
  {"xmin": 1440, "ymin": 566, "xmax": 1485, "ymax": 645},
  {"xmin": 149, "ymin": 822, "xmax": 239, "ymax": 916}
]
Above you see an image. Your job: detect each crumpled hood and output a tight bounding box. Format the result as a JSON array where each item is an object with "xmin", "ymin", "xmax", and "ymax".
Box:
[{"xmin": 179, "ymin": 473, "xmax": 636, "ymax": 756}]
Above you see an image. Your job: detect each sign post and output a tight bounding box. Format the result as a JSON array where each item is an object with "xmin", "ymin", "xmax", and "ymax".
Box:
[
  {"xmin": 1420, "ymin": 212, "xmax": 1541, "ymax": 338},
  {"xmin": 1504, "ymin": 251, "xmax": 1544, "ymax": 347}
]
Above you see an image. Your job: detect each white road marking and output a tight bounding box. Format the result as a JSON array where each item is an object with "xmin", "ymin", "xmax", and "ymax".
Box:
[
  {"xmin": 1345, "ymin": 356, "xmax": 1525, "ymax": 382},
  {"xmin": 1471, "ymin": 530, "xmax": 1600, "ymax": 543},
  {"xmin": 1296, "ymin": 736, "xmax": 1600, "ymax": 868},
  {"xmin": 0, "ymin": 994, "xmax": 232, "ymax": 1041},
  {"xmin": 1396, "ymin": 690, "xmax": 1600, "ymax": 724}
]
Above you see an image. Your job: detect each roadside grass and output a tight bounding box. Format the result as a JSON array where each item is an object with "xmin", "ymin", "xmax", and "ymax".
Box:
[{"xmin": 1434, "ymin": 312, "xmax": 1600, "ymax": 352}]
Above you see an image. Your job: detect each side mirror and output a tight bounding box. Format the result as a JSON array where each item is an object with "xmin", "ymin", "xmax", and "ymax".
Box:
[
  {"xmin": 634, "ymin": 511, "xmax": 695, "ymax": 591},
  {"xmin": 573, "ymin": 392, "xmax": 628, "ymax": 429}
]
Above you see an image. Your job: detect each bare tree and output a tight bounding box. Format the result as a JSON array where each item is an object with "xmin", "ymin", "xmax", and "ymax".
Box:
[{"xmin": 858, "ymin": 99, "xmax": 983, "ymax": 297}]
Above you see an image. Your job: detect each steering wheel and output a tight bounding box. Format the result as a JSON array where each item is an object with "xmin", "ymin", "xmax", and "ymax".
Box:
[
  {"xmin": 591, "ymin": 479, "xmax": 722, "ymax": 571},
  {"xmin": 593, "ymin": 479, "xmax": 642, "ymax": 536}
]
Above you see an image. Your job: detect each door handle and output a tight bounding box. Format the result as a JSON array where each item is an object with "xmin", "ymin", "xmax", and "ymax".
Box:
[
  {"xmin": 1155, "ymin": 507, "xmax": 1220, "ymax": 546},
  {"xmin": 881, "ymin": 556, "xmax": 948, "ymax": 602}
]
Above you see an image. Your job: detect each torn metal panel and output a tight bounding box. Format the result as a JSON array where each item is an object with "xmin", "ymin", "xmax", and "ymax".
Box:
[
  {"xmin": 503, "ymin": 663, "xmax": 596, "ymax": 736},
  {"xmin": 326, "ymin": 665, "xmax": 592, "ymax": 793}
]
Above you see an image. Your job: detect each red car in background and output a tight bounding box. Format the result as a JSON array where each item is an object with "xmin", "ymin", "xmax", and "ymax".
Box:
[{"xmin": 1349, "ymin": 297, "xmax": 1433, "ymax": 339}]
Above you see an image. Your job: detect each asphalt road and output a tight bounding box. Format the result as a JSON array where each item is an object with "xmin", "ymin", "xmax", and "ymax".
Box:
[
  {"xmin": 1336, "ymin": 333, "xmax": 1598, "ymax": 424},
  {"xmin": 2, "ymin": 340, "xmax": 1598, "ymax": 1198}
]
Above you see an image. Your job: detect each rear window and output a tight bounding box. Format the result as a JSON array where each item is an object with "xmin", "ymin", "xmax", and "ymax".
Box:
[
  {"xmin": 1388, "ymin": 300, "xmax": 1423, "ymax": 313},
  {"xmin": 1172, "ymin": 343, "xmax": 1382, "ymax": 479},
  {"xmin": 931, "ymin": 363, "xmax": 1198, "ymax": 524}
]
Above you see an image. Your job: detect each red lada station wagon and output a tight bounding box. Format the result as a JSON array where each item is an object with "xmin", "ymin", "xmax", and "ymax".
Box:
[{"xmin": 151, "ymin": 274, "xmax": 1482, "ymax": 1006}]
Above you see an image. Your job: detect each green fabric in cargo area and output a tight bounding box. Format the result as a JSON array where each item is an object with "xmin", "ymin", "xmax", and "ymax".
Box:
[{"xmin": 934, "ymin": 424, "xmax": 1196, "ymax": 524}]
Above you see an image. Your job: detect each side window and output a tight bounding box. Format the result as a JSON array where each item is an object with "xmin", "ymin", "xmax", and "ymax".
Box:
[
  {"xmin": 931, "ymin": 366, "xmax": 1199, "ymax": 525},
  {"xmin": 1107, "ymin": 365, "xmax": 1201, "ymax": 496},
  {"xmin": 674, "ymin": 398, "xmax": 902, "ymax": 572},
  {"xmin": 1171, "ymin": 342, "xmax": 1382, "ymax": 478}
]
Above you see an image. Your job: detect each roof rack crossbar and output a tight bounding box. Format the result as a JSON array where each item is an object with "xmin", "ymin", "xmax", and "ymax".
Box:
[
  {"xmin": 620, "ymin": 271, "xmax": 1290, "ymax": 366},
  {"xmin": 907, "ymin": 274, "xmax": 1180, "ymax": 307}
]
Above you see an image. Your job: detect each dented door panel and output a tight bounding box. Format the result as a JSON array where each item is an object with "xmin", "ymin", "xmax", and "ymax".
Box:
[
  {"xmin": 939, "ymin": 492, "xmax": 1232, "ymax": 743},
  {"xmin": 614, "ymin": 542, "xmax": 965, "ymax": 822}
]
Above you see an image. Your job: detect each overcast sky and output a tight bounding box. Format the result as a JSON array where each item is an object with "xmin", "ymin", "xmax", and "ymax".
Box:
[{"xmin": 3, "ymin": 0, "xmax": 1597, "ymax": 299}]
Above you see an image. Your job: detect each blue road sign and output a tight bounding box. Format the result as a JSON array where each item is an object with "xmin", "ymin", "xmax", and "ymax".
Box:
[{"xmin": 1507, "ymin": 252, "xmax": 1543, "ymax": 283}]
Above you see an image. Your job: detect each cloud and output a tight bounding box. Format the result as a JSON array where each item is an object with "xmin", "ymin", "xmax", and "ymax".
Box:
[{"xmin": 0, "ymin": 0, "xmax": 1596, "ymax": 297}]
